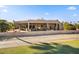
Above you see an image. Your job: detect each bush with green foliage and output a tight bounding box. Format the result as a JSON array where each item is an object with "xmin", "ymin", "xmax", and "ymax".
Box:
[
  {"xmin": 0, "ymin": 19, "xmax": 15, "ymax": 32},
  {"xmin": 75, "ymin": 23, "xmax": 79, "ymax": 29},
  {"xmin": 63, "ymin": 22, "xmax": 76, "ymax": 30},
  {"xmin": 8, "ymin": 22, "xmax": 15, "ymax": 30}
]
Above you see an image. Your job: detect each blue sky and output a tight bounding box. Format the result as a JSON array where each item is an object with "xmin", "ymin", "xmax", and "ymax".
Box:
[{"xmin": 0, "ymin": 5, "xmax": 79, "ymax": 23}]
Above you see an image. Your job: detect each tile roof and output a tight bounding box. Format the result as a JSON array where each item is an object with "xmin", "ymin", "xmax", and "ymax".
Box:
[{"xmin": 14, "ymin": 19, "xmax": 60, "ymax": 23}]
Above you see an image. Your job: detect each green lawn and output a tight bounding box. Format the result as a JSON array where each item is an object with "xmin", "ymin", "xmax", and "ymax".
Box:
[{"xmin": 0, "ymin": 40, "xmax": 79, "ymax": 54}]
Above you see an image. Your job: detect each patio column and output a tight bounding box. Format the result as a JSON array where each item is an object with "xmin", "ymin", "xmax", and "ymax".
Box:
[
  {"xmin": 59, "ymin": 23, "xmax": 63, "ymax": 30},
  {"xmin": 19, "ymin": 25, "xmax": 20, "ymax": 30},
  {"xmin": 28, "ymin": 22, "xmax": 30, "ymax": 31},
  {"xmin": 46, "ymin": 23, "xmax": 49, "ymax": 30},
  {"xmin": 55, "ymin": 23, "xmax": 58, "ymax": 30},
  {"xmin": 35, "ymin": 24, "xmax": 38, "ymax": 31}
]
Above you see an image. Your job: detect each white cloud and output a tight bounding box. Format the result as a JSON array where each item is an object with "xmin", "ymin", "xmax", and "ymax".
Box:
[
  {"xmin": 72, "ymin": 14, "xmax": 78, "ymax": 17},
  {"xmin": 67, "ymin": 6, "xmax": 77, "ymax": 10},
  {"xmin": 2, "ymin": 9, "xmax": 8, "ymax": 13},
  {"xmin": 0, "ymin": 5, "xmax": 6, "ymax": 8},
  {"xmin": 0, "ymin": 5, "xmax": 8, "ymax": 13},
  {"xmin": 45, "ymin": 12, "xmax": 49, "ymax": 15}
]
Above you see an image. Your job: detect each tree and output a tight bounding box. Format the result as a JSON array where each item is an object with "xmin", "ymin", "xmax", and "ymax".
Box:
[
  {"xmin": 0, "ymin": 19, "xmax": 9, "ymax": 32},
  {"xmin": 0, "ymin": 19, "xmax": 15, "ymax": 32},
  {"xmin": 63, "ymin": 22, "xmax": 76, "ymax": 30},
  {"xmin": 75, "ymin": 23, "xmax": 79, "ymax": 29},
  {"xmin": 8, "ymin": 22, "xmax": 15, "ymax": 30}
]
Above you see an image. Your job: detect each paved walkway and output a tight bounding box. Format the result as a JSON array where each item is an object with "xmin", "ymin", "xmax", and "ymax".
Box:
[{"xmin": 0, "ymin": 34, "xmax": 79, "ymax": 48}]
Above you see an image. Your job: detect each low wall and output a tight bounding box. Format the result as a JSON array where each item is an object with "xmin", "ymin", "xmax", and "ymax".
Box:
[{"xmin": 0, "ymin": 30, "xmax": 79, "ymax": 37}]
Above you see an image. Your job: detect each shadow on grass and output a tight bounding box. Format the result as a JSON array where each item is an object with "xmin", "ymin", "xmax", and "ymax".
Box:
[
  {"xmin": 30, "ymin": 42, "xmax": 79, "ymax": 54},
  {"xmin": 0, "ymin": 36, "xmax": 33, "ymax": 45},
  {"xmin": 16, "ymin": 37, "xmax": 32, "ymax": 44},
  {"xmin": 0, "ymin": 36, "xmax": 14, "ymax": 41}
]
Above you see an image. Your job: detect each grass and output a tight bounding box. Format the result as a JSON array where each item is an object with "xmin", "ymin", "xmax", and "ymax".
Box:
[
  {"xmin": 0, "ymin": 40, "xmax": 79, "ymax": 54},
  {"xmin": 62, "ymin": 40, "xmax": 79, "ymax": 48},
  {"xmin": 0, "ymin": 46, "xmax": 42, "ymax": 54}
]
